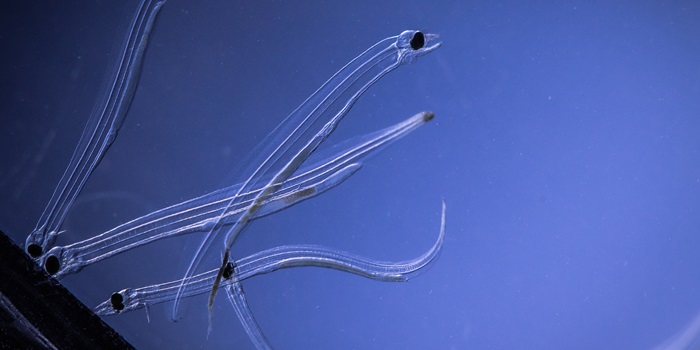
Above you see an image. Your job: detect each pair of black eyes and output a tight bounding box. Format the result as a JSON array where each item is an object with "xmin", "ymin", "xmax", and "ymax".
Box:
[{"xmin": 410, "ymin": 31, "xmax": 425, "ymax": 50}]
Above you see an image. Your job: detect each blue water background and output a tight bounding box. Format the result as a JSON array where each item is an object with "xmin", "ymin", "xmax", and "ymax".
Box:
[{"xmin": 1, "ymin": 1, "xmax": 700, "ymax": 349}]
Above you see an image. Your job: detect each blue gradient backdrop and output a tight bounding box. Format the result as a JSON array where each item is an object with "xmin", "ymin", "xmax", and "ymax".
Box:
[{"xmin": 2, "ymin": 1, "xmax": 700, "ymax": 349}]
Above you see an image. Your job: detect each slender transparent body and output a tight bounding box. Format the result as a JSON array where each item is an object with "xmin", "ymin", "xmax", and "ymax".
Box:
[
  {"xmin": 26, "ymin": 0, "xmax": 166, "ymax": 258},
  {"xmin": 174, "ymin": 29, "xmax": 442, "ymax": 319},
  {"xmin": 226, "ymin": 281, "xmax": 271, "ymax": 350},
  {"xmin": 94, "ymin": 199, "xmax": 445, "ymax": 316},
  {"xmin": 21, "ymin": 4, "xmax": 444, "ymax": 345},
  {"xmin": 227, "ymin": 198, "xmax": 445, "ymax": 349},
  {"xmin": 41, "ymin": 111, "xmax": 433, "ymax": 278}
]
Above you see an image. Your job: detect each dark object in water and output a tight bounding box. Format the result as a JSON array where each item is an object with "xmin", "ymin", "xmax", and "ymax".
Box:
[{"xmin": 0, "ymin": 230, "xmax": 133, "ymax": 349}]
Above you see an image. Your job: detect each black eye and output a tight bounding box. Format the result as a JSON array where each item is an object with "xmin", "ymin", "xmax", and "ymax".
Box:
[
  {"xmin": 110, "ymin": 292, "xmax": 125, "ymax": 311},
  {"xmin": 223, "ymin": 261, "xmax": 235, "ymax": 279},
  {"xmin": 410, "ymin": 31, "xmax": 425, "ymax": 50},
  {"xmin": 45, "ymin": 255, "xmax": 60, "ymax": 275},
  {"xmin": 27, "ymin": 243, "xmax": 42, "ymax": 258}
]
